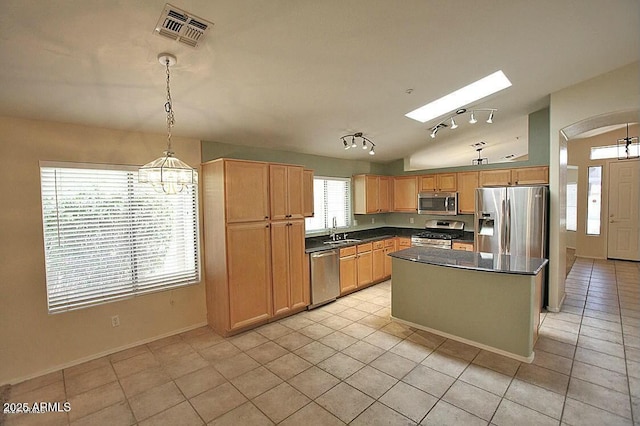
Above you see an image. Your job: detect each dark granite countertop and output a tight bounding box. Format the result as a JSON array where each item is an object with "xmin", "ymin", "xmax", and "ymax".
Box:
[
  {"xmin": 305, "ymin": 226, "xmax": 418, "ymax": 253},
  {"xmin": 389, "ymin": 246, "xmax": 548, "ymax": 275}
]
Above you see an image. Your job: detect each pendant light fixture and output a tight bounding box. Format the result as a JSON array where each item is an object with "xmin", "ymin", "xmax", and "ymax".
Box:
[
  {"xmin": 617, "ymin": 123, "xmax": 639, "ymax": 160},
  {"xmin": 139, "ymin": 53, "xmax": 197, "ymax": 194}
]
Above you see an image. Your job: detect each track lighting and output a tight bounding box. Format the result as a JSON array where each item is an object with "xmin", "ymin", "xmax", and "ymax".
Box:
[
  {"xmin": 341, "ymin": 132, "xmax": 376, "ymax": 156},
  {"xmin": 426, "ymin": 108, "xmax": 497, "ymax": 139}
]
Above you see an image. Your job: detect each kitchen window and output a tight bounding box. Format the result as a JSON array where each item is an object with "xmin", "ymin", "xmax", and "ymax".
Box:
[
  {"xmin": 40, "ymin": 162, "xmax": 200, "ymax": 313},
  {"xmin": 305, "ymin": 177, "xmax": 351, "ymax": 233}
]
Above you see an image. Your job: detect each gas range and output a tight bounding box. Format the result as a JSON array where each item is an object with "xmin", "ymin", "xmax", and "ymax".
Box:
[{"xmin": 411, "ymin": 220, "xmax": 465, "ymax": 249}]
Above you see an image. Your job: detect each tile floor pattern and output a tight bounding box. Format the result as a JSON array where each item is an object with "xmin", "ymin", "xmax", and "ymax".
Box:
[{"xmin": 4, "ymin": 258, "xmax": 639, "ymax": 425}]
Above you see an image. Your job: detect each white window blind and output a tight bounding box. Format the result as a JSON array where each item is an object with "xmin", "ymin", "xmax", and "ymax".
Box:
[
  {"xmin": 40, "ymin": 162, "xmax": 200, "ymax": 313},
  {"xmin": 305, "ymin": 177, "xmax": 351, "ymax": 232}
]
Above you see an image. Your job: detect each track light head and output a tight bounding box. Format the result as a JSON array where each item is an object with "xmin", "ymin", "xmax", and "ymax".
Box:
[
  {"xmin": 430, "ymin": 127, "xmax": 438, "ymax": 138},
  {"xmin": 343, "ymin": 138, "xmax": 350, "ymax": 149},
  {"xmin": 369, "ymin": 146, "xmax": 375, "ymax": 155},
  {"xmin": 486, "ymin": 110, "xmax": 494, "ymax": 124},
  {"xmin": 469, "ymin": 112, "xmax": 477, "ymax": 124},
  {"xmin": 450, "ymin": 117, "xmax": 458, "ymax": 129},
  {"xmin": 351, "ymin": 136, "xmax": 357, "ymax": 148},
  {"xmin": 362, "ymin": 140, "xmax": 368, "ymax": 149}
]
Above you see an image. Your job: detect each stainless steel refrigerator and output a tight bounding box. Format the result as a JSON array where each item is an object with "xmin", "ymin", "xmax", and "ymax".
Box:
[{"xmin": 475, "ymin": 186, "xmax": 548, "ymax": 258}]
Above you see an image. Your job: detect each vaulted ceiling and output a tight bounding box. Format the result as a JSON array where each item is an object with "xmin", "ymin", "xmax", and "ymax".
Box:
[{"xmin": 0, "ymin": 1, "xmax": 638, "ymax": 167}]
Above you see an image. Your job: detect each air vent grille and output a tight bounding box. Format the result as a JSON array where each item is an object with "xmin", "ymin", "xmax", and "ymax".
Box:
[{"xmin": 154, "ymin": 4, "xmax": 213, "ymax": 48}]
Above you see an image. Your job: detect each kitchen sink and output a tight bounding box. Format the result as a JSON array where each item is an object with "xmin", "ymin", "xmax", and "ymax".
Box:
[{"xmin": 322, "ymin": 238, "xmax": 361, "ymax": 245}]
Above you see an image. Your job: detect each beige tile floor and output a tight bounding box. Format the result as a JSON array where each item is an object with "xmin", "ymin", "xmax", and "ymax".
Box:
[{"xmin": 3, "ymin": 258, "xmax": 639, "ymax": 425}]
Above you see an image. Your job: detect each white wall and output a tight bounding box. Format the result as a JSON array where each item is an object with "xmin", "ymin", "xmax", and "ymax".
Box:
[
  {"xmin": 548, "ymin": 61, "xmax": 639, "ymax": 311},
  {"xmin": 0, "ymin": 117, "xmax": 207, "ymax": 385}
]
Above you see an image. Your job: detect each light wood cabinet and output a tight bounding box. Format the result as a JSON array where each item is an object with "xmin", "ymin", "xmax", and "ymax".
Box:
[
  {"xmin": 452, "ymin": 241, "xmax": 474, "ymax": 252},
  {"xmin": 339, "ymin": 246, "xmax": 357, "ymax": 295},
  {"xmin": 270, "ymin": 164, "xmax": 304, "ymax": 220},
  {"xmin": 353, "ymin": 174, "xmax": 391, "ymax": 214},
  {"xmin": 393, "ymin": 176, "xmax": 418, "ymax": 212},
  {"xmin": 224, "ymin": 160, "xmax": 270, "ymax": 223},
  {"xmin": 419, "ymin": 173, "xmax": 457, "ymax": 192},
  {"xmin": 512, "ymin": 166, "xmax": 549, "ymax": 185},
  {"xmin": 383, "ymin": 238, "xmax": 396, "ymax": 278},
  {"xmin": 226, "ymin": 222, "xmax": 272, "ymax": 330},
  {"xmin": 372, "ymin": 241, "xmax": 385, "ymax": 282},
  {"xmin": 356, "ymin": 243, "xmax": 373, "ymax": 287},
  {"xmin": 202, "ymin": 158, "xmax": 309, "ymax": 336},
  {"xmin": 457, "ymin": 171, "xmax": 479, "ymax": 214},
  {"xmin": 397, "ymin": 237, "xmax": 412, "ymax": 249},
  {"xmin": 479, "ymin": 169, "xmax": 513, "ymax": 187},
  {"xmin": 303, "ymin": 169, "xmax": 314, "ymax": 217},
  {"xmin": 271, "ymin": 220, "xmax": 307, "ymax": 317},
  {"xmin": 479, "ymin": 166, "xmax": 549, "ymax": 187}
]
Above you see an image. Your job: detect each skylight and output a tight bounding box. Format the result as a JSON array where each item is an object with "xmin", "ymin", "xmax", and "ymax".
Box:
[{"xmin": 405, "ymin": 70, "xmax": 512, "ymax": 123}]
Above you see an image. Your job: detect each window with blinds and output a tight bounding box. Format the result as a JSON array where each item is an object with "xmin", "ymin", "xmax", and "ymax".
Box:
[
  {"xmin": 40, "ymin": 162, "xmax": 200, "ymax": 314},
  {"xmin": 305, "ymin": 177, "xmax": 351, "ymax": 233}
]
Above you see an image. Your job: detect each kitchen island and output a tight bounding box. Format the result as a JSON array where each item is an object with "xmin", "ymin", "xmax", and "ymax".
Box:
[{"xmin": 389, "ymin": 247, "xmax": 548, "ymax": 363}]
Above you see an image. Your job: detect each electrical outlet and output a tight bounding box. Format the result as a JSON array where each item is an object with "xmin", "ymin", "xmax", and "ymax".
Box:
[
  {"xmin": 410, "ymin": 217, "xmax": 414, "ymax": 224},
  {"xmin": 111, "ymin": 315, "xmax": 120, "ymax": 327}
]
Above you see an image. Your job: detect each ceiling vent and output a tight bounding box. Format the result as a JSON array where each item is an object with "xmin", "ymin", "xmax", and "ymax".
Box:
[{"xmin": 154, "ymin": 4, "xmax": 213, "ymax": 48}]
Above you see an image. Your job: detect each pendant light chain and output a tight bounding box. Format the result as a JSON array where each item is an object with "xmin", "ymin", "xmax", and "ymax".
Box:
[{"xmin": 165, "ymin": 58, "xmax": 175, "ymax": 154}]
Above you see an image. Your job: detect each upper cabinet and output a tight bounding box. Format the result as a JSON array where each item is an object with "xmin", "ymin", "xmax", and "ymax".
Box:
[
  {"xmin": 457, "ymin": 171, "xmax": 479, "ymax": 214},
  {"xmin": 393, "ymin": 176, "xmax": 418, "ymax": 212},
  {"xmin": 270, "ymin": 164, "xmax": 304, "ymax": 220},
  {"xmin": 224, "ymin": 160, "xmax": 270, "ymax": 223},
  {"xmin": 479, "ymin": 169, "xmax": 513, "ymax": 187},
  {"xmin": 480, "ymin": 166, "xmax": 549, "ymax": 187},
  {"xmin": 353, "ymin": 174, "xmax": 391, "ymax": 214},
  {"xmin": 511, "ymin": 166, "xmax": 549, "ymax": 185},
  {"xmin": 419, "ymin": 173, "xmax": 457, "ymax": 192},
  {"xmin": 303, "ymin": 169, "xmax": 314, "ymax": 218}
]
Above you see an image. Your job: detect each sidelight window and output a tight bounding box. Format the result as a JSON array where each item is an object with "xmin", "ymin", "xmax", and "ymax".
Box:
[{"xmin": 586, "ymin": 166, "xmax": 602, "ymax": 235}]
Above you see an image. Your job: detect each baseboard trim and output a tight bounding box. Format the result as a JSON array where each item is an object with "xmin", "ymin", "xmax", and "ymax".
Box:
[
  {"xmin": 390, "ymin": 316, "xmax": 535, "ymax": 364},
  {"xmin": 3, "ymin": 321, "xmax": 208, "ymax": 386}
]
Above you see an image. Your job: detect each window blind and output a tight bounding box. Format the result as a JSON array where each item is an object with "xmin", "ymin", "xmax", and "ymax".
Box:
[
  {"xmin": 305, "ymin": 177, "xmax": 351, "ymax": 232},
  {"xmin": 40, "ymin": 162, "xmax": 200, "ymax": 313}
]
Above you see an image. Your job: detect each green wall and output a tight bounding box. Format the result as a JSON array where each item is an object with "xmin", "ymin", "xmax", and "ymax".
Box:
[
  {"xmin": 201, "ymin": 141, "xmax": 387, "ymax": 178},
  {"xmin": 201, "ymin": 107, "xmax": 550, "ymax": 179}
]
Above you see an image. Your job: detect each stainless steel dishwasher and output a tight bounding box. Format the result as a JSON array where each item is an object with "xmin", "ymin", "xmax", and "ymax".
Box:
[{"xmin": 309, "ymin": 249, "xmax": 340, "ymax": 309}]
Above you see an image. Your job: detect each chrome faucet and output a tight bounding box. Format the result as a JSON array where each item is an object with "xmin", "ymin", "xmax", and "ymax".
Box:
[{"xmin": 330, "ymin": 216, "xmax": 338, "ymax": 241}]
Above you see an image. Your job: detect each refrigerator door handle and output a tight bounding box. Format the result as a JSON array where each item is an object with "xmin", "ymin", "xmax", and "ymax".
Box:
[
  {"xmin": 506, "ymin": 200, "xmax": 511, "ymax": 254},
  {"xmin": 500, "ymin": 199, "xmax": 506, "ymax": 254}
]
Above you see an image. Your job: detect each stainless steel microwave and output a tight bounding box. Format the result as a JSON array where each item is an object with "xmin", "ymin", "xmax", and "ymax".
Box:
[{"xmin": 417, "ymin": 192, "xmax": 458, "ymax": 215}]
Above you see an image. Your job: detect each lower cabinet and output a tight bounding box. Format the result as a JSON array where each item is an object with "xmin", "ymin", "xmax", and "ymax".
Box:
[
  {"xmin": 452, "ymin": 241, "xmax": 474, "ymax": 252},
  {"xmin": 271, "ymin": 220, "xmax": 307, "ymax": 317},
  {"xmin": 226, "ymin": 222, "xmax": 273, "ymax": 331},
  {"xmin": 339, "ymin": 239, "xmax": 395, "ymax": 295},
  {"xmin": 383, "ymin": 238, "xmax": 396, "ymax": 277},
  {"xmin": 356, "ymin": 243, "xmax": 373, "ymax": 286},
  {"xmin": 372, "ymin": 241, "xmax": 385, "ymax": 282},
  {"xmin": 339, "ymin": 246, "xmax": 357, "ymax": 294}
]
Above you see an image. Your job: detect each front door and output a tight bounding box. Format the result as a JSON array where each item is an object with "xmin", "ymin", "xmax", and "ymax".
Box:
[{"xmin": 607, "ymin": 160, "xmax": 640, "ymax": 260}]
